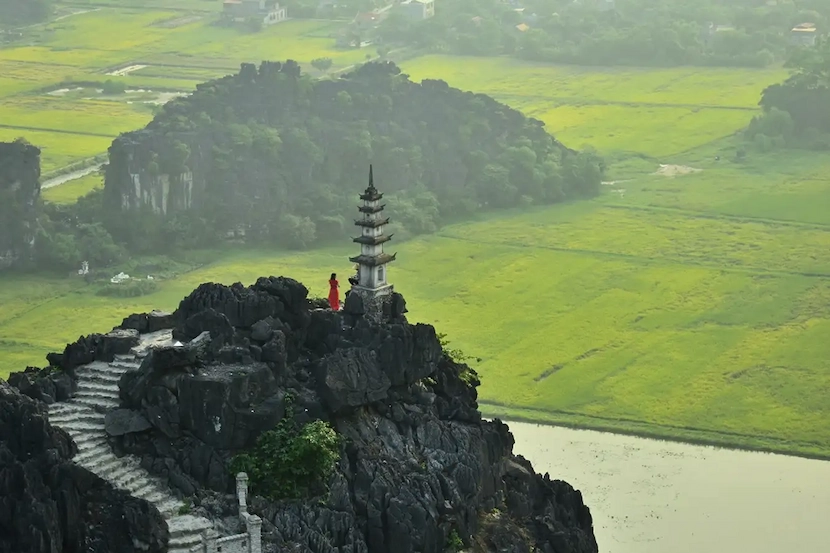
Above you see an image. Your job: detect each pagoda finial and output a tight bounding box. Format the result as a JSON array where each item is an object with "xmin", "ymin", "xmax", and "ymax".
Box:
[{"xmin": 368, "ymin": 164, "xmax": 375, "ymax": 191}]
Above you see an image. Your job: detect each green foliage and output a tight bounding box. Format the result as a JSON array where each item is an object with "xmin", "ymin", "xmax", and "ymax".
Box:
[
  {"xmin": 376, "ymin": 0, "xmax": 830, "ymax": 69},
  {"xmin": 437, "ymin": 332, "xmax": 480, "ymax": 387},
  {"xmin": 96, "ymin": 279, "xmax": 158, "ymax": 298},
  {"xmin": 446, "ymin": 529, "xmax": 463, "ymax": 552},
  {"xmin": 759, "ymin": 38, "xmax": 830, "ymax": 140},
  {"xmin": 100, "ymin": 80, "xmax": 126, "ymax": 95},
  {"xmin": 310, "ymin": 57, "xmax": 333, "ymax": 73},
  {"xmin": 102, "ymin": 61, "xmax": 602, "ymax": 254},
  {"xmin": 177, "ymin": 500, "xmax": 192, "ymax": 515},
  {"xmin": 229, "ymin": 400, "xmax": 341, "ymax": 501}
]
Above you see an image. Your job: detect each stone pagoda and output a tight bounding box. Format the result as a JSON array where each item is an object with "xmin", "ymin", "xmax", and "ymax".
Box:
[{"xmin": 347, "ymin": 165, "xmax": 397, "ymax": 322}]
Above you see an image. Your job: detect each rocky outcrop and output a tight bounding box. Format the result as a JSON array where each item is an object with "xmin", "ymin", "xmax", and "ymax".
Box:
[
  {"xmin": 46, "ymin": 328, "xmax": 140, "ymax": 371},
  {"xmin": 118, "ymin": 309, "xmax": 176, "ymax": 334},
  {"xmin": 102, "ymin": 276, "xmax": 598, "ymax": 553},
  {"xmin": 0, "ymin": 380, "xmax": 168, "ymax": 553},
  {"xmin": 0, "ymin": 141, "xmax": 41, "ymax": 270}
]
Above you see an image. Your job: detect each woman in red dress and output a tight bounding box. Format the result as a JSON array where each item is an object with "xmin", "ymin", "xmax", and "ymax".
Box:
[{"xmin": 328, "ymin": 273, "xmax": 340, "ymax": 311}]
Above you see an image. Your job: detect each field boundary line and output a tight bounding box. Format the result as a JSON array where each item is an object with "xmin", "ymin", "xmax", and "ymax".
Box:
[
  {"xmin": 435, "ymin": 232, "xmax": 830, "ymax": 279},
  {"xmin": 0, "ymin": 124, "xmax": 116, "ymax": 138},
  {"xmin": 479, "ymin": 400, "xmax": 830, "ymax": 461},
  {"xmin": 603, "ymin": 203, "xmax": 830, "ymax": 231},
  {"xmin": 489, "ymin": 94, "xmax": 760, "ymax": 111}
]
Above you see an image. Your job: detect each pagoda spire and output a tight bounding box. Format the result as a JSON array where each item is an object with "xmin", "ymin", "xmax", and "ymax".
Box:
[{"xmin": 347, "ymin": 165, "xmax": 397, "ymax": 322}]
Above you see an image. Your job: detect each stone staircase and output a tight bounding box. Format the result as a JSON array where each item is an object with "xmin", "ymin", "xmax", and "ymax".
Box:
[{"xmin": 47, "ymin": 330, "xmax": 214, "ymax": 553}]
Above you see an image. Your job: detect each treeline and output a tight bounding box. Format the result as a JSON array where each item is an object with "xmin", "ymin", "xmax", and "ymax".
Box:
[
  {"xmin": 0, "ymin": 0, "xmax": 51, "ymax": 27},
  {"xmin": 744, "ymin": 37, "xmax": 830, "ymax": 152},
  {"xmin": 90, "ymin": 60, "xmax": 601, "ymax": 261},
  {"xmin": 376, "ymin": 0, "xmax": 830, "ymax": 68}
]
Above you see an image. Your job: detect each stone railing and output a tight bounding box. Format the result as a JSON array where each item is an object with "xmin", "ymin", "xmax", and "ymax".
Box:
[{"xmin": 189, "ymin": 473, "xmax": 262, "ymax": 553}]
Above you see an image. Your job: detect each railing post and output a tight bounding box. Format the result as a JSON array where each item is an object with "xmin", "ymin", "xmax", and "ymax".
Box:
[
  {"xmin": 246, "ymin": 514, "xmax": 262, "ymax": 553},
  {"xmin": 203, "ymin": 528, "xmax": 219, "ymax": 553},
  {"xmin": 236, "ymin": 472, "xmax": 249, "ymax": 515}
]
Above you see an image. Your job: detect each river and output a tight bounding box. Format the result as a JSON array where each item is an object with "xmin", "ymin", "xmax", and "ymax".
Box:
[{"xmin": 510, "ymin": 422, "xmax": 830, "ymax": 553}]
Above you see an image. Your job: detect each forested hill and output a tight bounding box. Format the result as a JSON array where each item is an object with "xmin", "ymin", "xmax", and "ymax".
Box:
[{"xmin": 104, "ymin": 61, "xmax": 602, "ymax": 252}]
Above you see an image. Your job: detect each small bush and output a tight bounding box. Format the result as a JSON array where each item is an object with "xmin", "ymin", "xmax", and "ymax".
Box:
[
  {"xmin": 96, "ymin": 279, "xmax": 158, "ymax": 297},
  {"xmin": 229, "ymin": 398, "xmax": 341, "ymax": 500},
  {"xmin": 447, "ymin": 529, "xmax": 464, "ymax": 552},
  {"xmin": 177, "ymin": 501, "xmax": 192, "ymax": 515}
]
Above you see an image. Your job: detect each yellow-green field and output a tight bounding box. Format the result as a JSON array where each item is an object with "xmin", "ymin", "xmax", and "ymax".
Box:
[
  {"xmin": 401, "ymin": 56, "xmax": 787, "ymax": 157},
  {"xmin": 3, "ymin": 5, "xmax": 830, "ymax": 460},
  {"xmin": 41, "ymin": 172, "xmax": 103, "ymax": 204},
  {"xmin": 0, "ymin": 8, "xmax": 369, "ymax": 174},
  {"xmin": 3, "ymin": 146, "xmax": 830, "ymax": 457}
]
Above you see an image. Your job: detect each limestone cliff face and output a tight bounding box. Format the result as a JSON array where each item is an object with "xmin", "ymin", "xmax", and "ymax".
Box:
[
  {"xmin": 105, "ymin": 129, "xmax": 199, "ymax": 216},
  {"xmin": 0, "ymin": 141, "xmax": 41, "ymax": 269},
  {"xmin": 0, "ymin": 381, "xmax": 168, "ymax": 553},
  {"xmin": 7, "ymin": 276, "xmax": 599, "ymax": 553},
  {"xmin": 110, "ymin": 277, "xmax": 599, "ymax": 553}
]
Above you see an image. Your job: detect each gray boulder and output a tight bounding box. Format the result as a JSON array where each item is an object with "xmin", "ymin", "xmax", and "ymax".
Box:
[
  {"xmin": 105, "ymin": 409, "xmax": 152, "ymax": 437},
  {"xmin": 315, "ymin": 348, "xmax": 391, "ymax": 413}
]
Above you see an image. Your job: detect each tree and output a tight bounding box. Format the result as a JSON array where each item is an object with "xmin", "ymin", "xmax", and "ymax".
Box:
[{"xmin": 310, "ymin": 57, "xmax": 334, "ymax": 74}]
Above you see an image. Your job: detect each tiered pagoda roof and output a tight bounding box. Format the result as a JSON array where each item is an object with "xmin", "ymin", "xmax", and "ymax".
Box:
[
  {"xmin": 352, "ymin": 233, "xmax": 393, "ymax": 245},
  {"xmin": 349, "ymin": 252, "xmax": 397, "ymax": 266},
  {"xmin": 358, "ymin": 203, "xmax": 386, "ymax": 214}
]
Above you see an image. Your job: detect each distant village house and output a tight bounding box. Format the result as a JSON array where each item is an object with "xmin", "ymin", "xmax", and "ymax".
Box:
[
  {"xmin": 222, "ymin": 0, "xmax": 287, "ymax": 25},
  {"xmin": 790, "ymin": 23, "xmax": 817, "ymax": 47},
  {"xmin": 399, "ymin": 0, "xmax": 435, "ymax": 22}
]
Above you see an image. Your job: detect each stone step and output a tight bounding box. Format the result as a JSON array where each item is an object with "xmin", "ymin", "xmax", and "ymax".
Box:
[
  {"xmin": 80, "ymin": 367, "xmax": 126, "ymax": 381},
  {"xmin": 127, "ymin": 478, "xmax": 159, "ymax": 498},
  {"xmin": 157, "ymin": 498, "xmax": 185, "ymax": 517},
  {"xmin": 109, "ymin": 459, "xmax": 151, "ymax": 486},
  {"xmin": 49, "ymin": 409, "xmax": 104, "ymax": 422},
  {"xmin": 77, "ymin": 380, "xmax": 119, "ymax": 394},
  {"xmin": 49, "ymin": 402, "xmax": 87, "ymax": 415},
  {"xmin": 88, "ymin": 455, "xmax": 125, "ymax": 478},
  {"xmin": 63, "ymin": 421, "xmax": 107, "ymax": 435},
  {"xmin": 168, "ymin": 515, "xmax": 213, "ymax": 538},
  {"xmin": 110, "ymin": 361, "xmax": 141, "ymax": 371},
  {"xmin": 74, "ymin": 391, "xmax": 121, "ymax": 404},
  {"xmin": 81, "ymin": 373, "xmax": 123, "ymax": 388},
  {"xmin": 72, "ymin": 442, "xmax": 110, "ymax": 464},
  {"xmin": 72, "ymin": 396, "xmax": 119, "ymax": 410}
]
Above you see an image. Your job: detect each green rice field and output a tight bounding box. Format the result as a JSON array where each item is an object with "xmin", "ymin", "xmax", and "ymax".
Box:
[
  {"xmin": 2, "ymin": 5, "xmax": 830, "ymax": 460},
  {"xmin": 401, "ymin": 56, "xmax": 787, "ymax": 157}
]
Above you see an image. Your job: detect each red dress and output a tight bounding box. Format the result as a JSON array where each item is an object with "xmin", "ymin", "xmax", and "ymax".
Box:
[{"xmin": 328, "ymin": 279, "xmax": 340, "ymax": 311}]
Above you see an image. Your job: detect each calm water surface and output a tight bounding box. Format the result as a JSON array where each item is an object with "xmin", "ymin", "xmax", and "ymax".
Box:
[{"xmin": 509, "ymin": 422, "xmax": 830, "ymax": 553}]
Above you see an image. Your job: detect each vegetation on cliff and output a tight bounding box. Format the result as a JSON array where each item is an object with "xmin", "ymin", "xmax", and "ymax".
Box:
[
  {"xmin": 378, "ymin": 0, "xmax": 830, "ymax": 68},
  {"xmin": 0, "ymin": 140, "xmax": 42, "ymax": 269},
  {"xmin": 229, "ymin": 397, "xmax": 341, "ymax": 501},
  {"xmin": 102, "ymin": 60, "xmax": 602, "ymax": 254}
]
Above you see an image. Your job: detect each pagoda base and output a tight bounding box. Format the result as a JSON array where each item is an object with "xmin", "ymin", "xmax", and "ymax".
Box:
[{"xmin": 345, "ymin": 284, "xmax": 394, "ymax": 324}]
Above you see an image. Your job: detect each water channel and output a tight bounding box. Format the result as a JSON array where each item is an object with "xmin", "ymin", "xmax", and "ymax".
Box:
[{"xmin": 510, "ymin": 422, "xmax": 830, "ymax": 553}]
